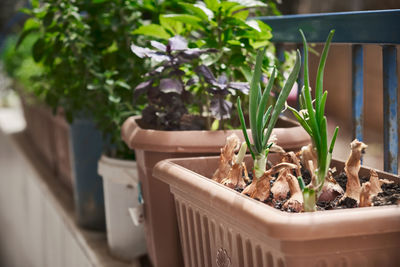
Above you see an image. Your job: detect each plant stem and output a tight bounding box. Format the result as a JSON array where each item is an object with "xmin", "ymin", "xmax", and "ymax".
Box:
[
  {"xmin": 206, "ymin": 92, "xmax": 211, "ymax": 129},
  {"xmin": 254, "ymin": 153, "xmax": 267, "ymax": 179},
  {"xmin": 303, "ymin": 189, "xmax": 317, "ymax": 212},
  {"xmin": 236, "ymin": 142, "xmax": 247, "ymax": 164}
]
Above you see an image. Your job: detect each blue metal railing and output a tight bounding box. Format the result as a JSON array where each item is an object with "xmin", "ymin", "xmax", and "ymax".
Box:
[{"xmin": 259, "ymin": 10, "xmax": 400, "ymax": 174}]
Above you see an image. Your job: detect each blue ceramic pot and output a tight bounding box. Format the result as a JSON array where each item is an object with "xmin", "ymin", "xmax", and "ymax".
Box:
[{"xmin": 69, "ymin": 118, "xmax": 105, "ymax": 230}]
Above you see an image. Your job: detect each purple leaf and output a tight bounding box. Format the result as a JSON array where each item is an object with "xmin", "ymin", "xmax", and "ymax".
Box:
[
  {"xmin": 195, "ymin": 65, "xmax": 216, "ymax": 84},
  {"xmin": 130, "ymin": 44, "xmax": 169, "ymax": 62},
  {"xmin": 145, "ymin": 66, "xmax": 166, "ymax": 77},
  {"xmin": 178, "ymin": 48, "xmax": 218, "ymax": 61},
  {"xmin": 210, "ymin": 98, "xmax": 232, "ymax": 120},
  {"xmin": 159, "ymin": 78, "xmax": 183, "ymax": 94},
  {"xmin": 168, "ymin": 35, "xmax": 188, "ymax": 51},
  {"xmin": 228, "ymin": 82, "xmax": 250, "ymax": 94},
  {"xmin": 151, "ymin": 40, "xmax": 167, "ymax": 52},
  {"xmin": 134, "ymin": 79, "xmax": 153, "ymax": 96},
  {"xmin": 130, "ymin": 44, "xmax": 155, "ymax": 58},
  {"xmin": 217, "ymin": 73, "xmax": 228, "ymax": 85},
  {"xmin": 186, "ymin": 76, "xmax": 199, "ymax": 86}
]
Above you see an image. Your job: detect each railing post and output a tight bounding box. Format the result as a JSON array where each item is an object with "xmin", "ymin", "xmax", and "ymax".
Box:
[
  {"xmin": 351, "ymin": 45, "xmax": 364, "ymax": 142},
  {"xmin": 382, "ymin": 45, "xmax": 398, "ymax": 174},
  {"xmin": 275, "ymin": 43, "xmax": 285, "ymax": 63}
]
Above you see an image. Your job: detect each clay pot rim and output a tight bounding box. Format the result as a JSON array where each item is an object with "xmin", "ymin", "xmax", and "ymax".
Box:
[
  {"xmin": 153, "ymin": 155, "xmax": 400, "ymax": 241},
  {"xmin": 122, "ymin": 116, "xmax": 310, "ymax": 153}
]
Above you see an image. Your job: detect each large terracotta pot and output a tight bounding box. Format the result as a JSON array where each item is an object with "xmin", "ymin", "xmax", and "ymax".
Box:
[
  {"xmin": 121, "ymin": 116, "xmax": 310, "ymax": 267},
  {"xmin": 153, "ymin": 155, "xmax": 400, "ymax": 267}
]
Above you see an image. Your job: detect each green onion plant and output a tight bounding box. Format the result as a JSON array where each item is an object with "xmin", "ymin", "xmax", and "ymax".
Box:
[
  {"xmin": 287, "ymin": 29, "xmax": 339, "ymax": 211},
  {"xmin": 237, "ymin": 48, "xmax": 301, "ymax": 179}
]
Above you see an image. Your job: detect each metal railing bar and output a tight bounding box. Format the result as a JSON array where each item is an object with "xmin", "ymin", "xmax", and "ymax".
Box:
[
  {"xmin": 352, "ymin": 45, "xmax": 364, "ymax": 142},
  {"xmin": 382, "ymin": 45, "xmax": 399, "ymax": 174},
  {"xmin": 257, "ymin": 9, "xmax": 400, "ymax": 44}
]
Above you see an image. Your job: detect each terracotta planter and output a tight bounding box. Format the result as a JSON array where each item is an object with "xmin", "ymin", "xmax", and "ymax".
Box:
[
  {"xmin": 153, "ymin": 155, "xmax": 400, "ymax": 267},
  {"xmin": 20, "ymin": 97, "xmax": 57, "ymax": 176},
  {"xmin": 52, "ymin": 112, "xmax": 72, "ymax": 191},
  {"xmin": 121, "ymin": 116, "xmax": 310, "ymax": 267},
  {"xmin": 98, "ymin": 155, "xmax": 147, "ymax": 261},
  {"xmin": 20, "ymin": 95, "xmax": 73, "ymax": 191}
]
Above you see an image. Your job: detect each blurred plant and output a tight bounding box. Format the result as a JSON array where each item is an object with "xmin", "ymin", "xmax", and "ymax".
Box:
[
  {"xmin": 17, "ymin": 0, "xmax": 189, "ymax": 158},
  {"xmin": 0, "ymin": 33, "xmax": 44, "ymax": 91}
]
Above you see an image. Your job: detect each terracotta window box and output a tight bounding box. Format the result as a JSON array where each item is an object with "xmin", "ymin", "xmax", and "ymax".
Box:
[{"xmin": 153, "ymin": 155, "xmax": 400, "ymax": 267}]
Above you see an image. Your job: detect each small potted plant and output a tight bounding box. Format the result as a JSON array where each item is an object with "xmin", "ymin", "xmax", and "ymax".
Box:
[{"xmin": 153, "ymin": 30, "xmax": 400, "ymax": 266}]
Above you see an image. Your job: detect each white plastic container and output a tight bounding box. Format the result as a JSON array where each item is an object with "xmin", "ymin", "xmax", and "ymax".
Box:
[{"xmin": 98, "ymin": 155, "xmax": 146, "ymax": 262}]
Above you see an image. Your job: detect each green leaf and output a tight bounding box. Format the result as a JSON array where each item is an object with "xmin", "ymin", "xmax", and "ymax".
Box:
[
  {"xmin": 103, "ymin": 41, "xmax": 118, "ymax": 54},
  {"xmin": 256, "ymin": 67, "xmax": 275, "ymax": 143},
  {"xmin": 237, "ymin": 97, "xmax": 255, "ymax": 159},
  {"xmin": 31, "ymin": 0, "xmax": 40, "ymax": 8},
  {"xmin": 287, "ymin": 105, "xmax": 313, "ymax": 136},
  {"xmin": 315, "ymin": 29, "xmax": 335, "ymax": 122},
  {"xmin": 132, "ymin": 24, "xmax": 171, "ymax": 40},
  {"xmin": 262, "ymin": 106, "xmax": 272, "ymax": 132},
  {"xmin": 329, "ymin": 126, "xmax": 339, "ymax": 153},
  {"xmin": 249, "ymin": 40, "xmax": 270, "ymax": 49},
  {"xmin": 180, "ymin": 3, "xmax": 213, "ymax": 21},
  {"xmin": 299, "ymin": 29, "xmax": 321, "ymax": 151},
  {"xmin": 162, "ymin": 14, "xmax": 202, "ymax": 28},
  {"xmin": 249, "ymin": 48, "xmax": 266, "ymax": 154},
  {"xmin": 116, "ymin": 80, "xmax": 131, "ymax": 90},
  {"xmin": 232, "ymin": 9, "xmax": 249, "ymax": 20},
  {"xmin": 108, "ymin": 94, "xmax": 121, "ymax": 103},
  {"xmin": 246, "ymin": 20, "xmax": 261, "ymax": 32},
  {"xmin": 229, "ymin": 0, "xmax": 267, "ymax": 8},
  {"xmin": 16, "ymin": 28, "xmax": 39, "ymax": 48},
  {"xmin": 32, "ymin": 38, "xmax": 46, "ymax": 62},
  {"xmin": 211, "ymin": 119, "xmax": 219, "ymax": 130},
  {"xmin": 263, "ymin": 49, "xmax": 301, "ymax": 147},
  {"xmin": 160, "ymin": 16, "xmax": 184, "ymax": 35},
  {"xmin": 297, "ymin": 176, "xmax": 306, "ymax": 191},
  {"xmin": 320, "ymin": 116, "xmax": 328, "ymax": 167},
  {"xmin": 239, "ymin": 66, "xmax": 252, "ymax": 83},
  {"xmin": 204, "ymin": 0, "xmax": 220, "ymax": 11},
  {"xmin": 317, "ymin": 91, "xmax": 327, "ymax": 125}
]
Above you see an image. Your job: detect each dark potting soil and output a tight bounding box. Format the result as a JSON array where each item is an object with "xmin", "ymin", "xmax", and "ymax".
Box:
[{"xmin": 230, "ymin": 168, "xmax": 400, "ymax": 212}]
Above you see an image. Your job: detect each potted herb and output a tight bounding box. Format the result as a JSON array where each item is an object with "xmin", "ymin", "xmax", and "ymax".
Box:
[
  {"xmin": 122, "ymin": 1, "xmax": 309, "ymax": 266},
  {"xmin": 18, "ymin": 0, "xmax": 183, "ymax": 238},
  {"xmin": 153, "ymin": 30, "xmax": 400, "ymax": 266}
]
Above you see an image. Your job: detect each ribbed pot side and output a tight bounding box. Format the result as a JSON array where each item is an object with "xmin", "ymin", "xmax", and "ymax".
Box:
[
  {"xmin": 153, "ymin": 156, "xmax": 400, "ymax": 267},
  {"xmin": 121, "ymin": 116, "xmax": 310, "ymax": 267}
]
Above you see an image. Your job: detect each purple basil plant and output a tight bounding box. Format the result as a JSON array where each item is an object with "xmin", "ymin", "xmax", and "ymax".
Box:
[{"xmin": 131, "ymin": 35, "xmax": 249, "ymax": 131}]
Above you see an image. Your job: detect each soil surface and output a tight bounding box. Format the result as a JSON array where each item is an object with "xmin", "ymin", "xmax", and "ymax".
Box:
[{"xmin": 231, "ymin": 168, "xmax": 400, "ymax": 212}]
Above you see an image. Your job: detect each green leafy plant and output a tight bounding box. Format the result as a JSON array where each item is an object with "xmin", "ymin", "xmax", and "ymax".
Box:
[
  {"xmin": 17, "ymin": 0, "xmax": 188, "ymax": 158},
  {"xmin": 0, "ymin": 33, "xmax": 44, "ymax": 91},
  {"xmin": 287, "ymin": 29, "xmax": 339, "ymax": 212},
  {"xmin": 237, "ymin": 47, "xmax": 301, "ymax": 179},
  {"xmin": 132, "ymin": 0, "xmax": 292, "ymax": 130}
]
